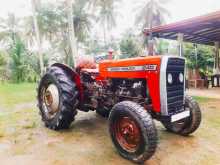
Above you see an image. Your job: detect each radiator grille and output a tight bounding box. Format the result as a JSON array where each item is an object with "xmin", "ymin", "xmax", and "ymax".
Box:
[{"xmin": 166, "ymin": 58, "xmax": 185, "ymax": 114}]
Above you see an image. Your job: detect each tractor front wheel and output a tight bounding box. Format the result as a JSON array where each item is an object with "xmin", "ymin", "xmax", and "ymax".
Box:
[
  {"xmin": 108, "ymin": 101, "xmax": 158, "ymax": 163},
  {"xmin": 37, "ymin": 66, "xmax": 79, "ymax": 130},
  {"xmin": 162, "ymin": 95, "xmax": 201, "ymax": 136}
]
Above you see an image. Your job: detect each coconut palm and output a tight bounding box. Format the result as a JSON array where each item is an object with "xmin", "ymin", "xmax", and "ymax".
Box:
[
  {"xmin": 89, "ymin": 0, "xmax": 119, "ymax": 45},
  {"xmin": 25, "ymin": 0, "xmax": 94, "ymax": 67},
  {"xmin": 135, "ymin": 0, "xmax": 170, "ymax": 29},
  {"xmin": 135, "ymin": 0, "xmax": 170, "ymax": 54}
]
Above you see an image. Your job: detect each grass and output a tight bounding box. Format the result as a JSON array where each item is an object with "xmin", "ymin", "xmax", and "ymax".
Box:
[
  {"xmin": 0, "ymin": 83, "xmax": 36, "ymax": 108},
  {"xmin": 192, "ymin": 96, "xmax": 212, "ymax": 102}
]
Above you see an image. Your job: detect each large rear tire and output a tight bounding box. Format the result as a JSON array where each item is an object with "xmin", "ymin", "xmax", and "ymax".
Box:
[
  {"xmin": 109, "ymin": 101, "xmax": 158, "ymax": 163},
  {"xmin": 162, "ymin": 95, "xmax": 201, "ymax": 136},
  {"xmin": 37, "ymin": 66, "xmax": 79, "ymax": 130}
]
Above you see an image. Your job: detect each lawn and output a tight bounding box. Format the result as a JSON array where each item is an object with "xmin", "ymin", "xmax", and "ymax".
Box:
[
  {"xmin": 0, "ymin": 83, "xmax": 36, "ymax": 109},
  {"xmin": 0, "ymin": 83, "xmax": 38, "ymax": 138}
]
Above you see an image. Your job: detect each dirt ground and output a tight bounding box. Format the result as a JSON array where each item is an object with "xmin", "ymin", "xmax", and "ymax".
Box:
[
  {"xmin": 187, "ymin": 88, "xmax": 220, "ymax": 99},
  {"xmin": 0, "ymin": 93, "xmax": 220, "ymax": 165}
]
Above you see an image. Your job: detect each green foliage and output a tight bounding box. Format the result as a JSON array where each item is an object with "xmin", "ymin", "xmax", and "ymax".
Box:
[
  {"xmin": 120, "ymin": 34, "xmax": 141, "ymax": 59},
  {"xmin": 36, "ymin": 1, "xmax": 93, "ymax": 43},
  {"xmin": 32, "ymin": 0, "xmax": 94, "ymax": 66},
  {"xmin": 90, "ymin": 0, "xmax": 120, "ymax": 44},
  {"xmin": 156, "ymin": 39, "xmax": 169, "ymax": 54},
  {"xmin": 73, "ymin": 0, "xmax": 94, "ymax": 43},
  {"xmin": 0, "ymin": 52, "xmax": 8, "ymax": 82},
  {"xmin": 9, "ymin": 38, "xmax": 39, "ymax": 83},
  {"xmin": 0, "ymin": 52, "xmax": 6, "ymax": 66},
  {"xmin": 184, "ymin": 43, "xmax": 214, "ymax": 74}
]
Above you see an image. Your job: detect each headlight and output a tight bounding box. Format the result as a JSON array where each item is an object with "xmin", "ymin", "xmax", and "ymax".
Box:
[
  {"xmin": 179, "ymin": 73, "xmax": 184, "ymax": 83},
  {"xmin": 167, "ymin": 73, "xmax": 173, "ymax": 84}
]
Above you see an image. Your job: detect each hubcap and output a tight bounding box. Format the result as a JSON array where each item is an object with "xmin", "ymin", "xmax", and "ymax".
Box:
[
  {"xmin": 114, "ymin": 117, "xmax": 141, "ymax": 152},
  {"xmin": 43, "ymin": 84, "xmax": 59, "ymax": 118}
]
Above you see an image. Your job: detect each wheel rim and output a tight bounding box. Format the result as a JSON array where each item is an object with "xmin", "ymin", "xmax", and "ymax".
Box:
[
  {"xmin": 113, "ymin": 116, "xmax": 141, "ymax": 152},
  {"xmin": 42, "ymin": 84, "xmax": 60, "ymax": 119}
]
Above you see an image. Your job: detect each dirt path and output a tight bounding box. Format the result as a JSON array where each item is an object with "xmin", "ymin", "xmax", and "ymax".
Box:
[{"xmin": 0, "ymin": 100, "xmax": 220, "ymax": 165}]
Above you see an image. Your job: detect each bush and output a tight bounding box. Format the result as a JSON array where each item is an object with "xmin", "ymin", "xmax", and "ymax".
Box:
[
  {"xmin": 0, "ymin": 52, "xmax": 9, "ymax": 82},
  {"xmin": 120, "ymin": 34, "xmax": 141, "ymax": 59}
]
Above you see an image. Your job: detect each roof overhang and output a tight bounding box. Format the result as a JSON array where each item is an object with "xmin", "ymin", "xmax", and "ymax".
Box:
[{"xmin": 144, "ymin": 11, "xmax": 220, "ymax": 46}]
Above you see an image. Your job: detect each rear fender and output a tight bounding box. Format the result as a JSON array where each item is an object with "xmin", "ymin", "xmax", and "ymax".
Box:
[{"xmin": 51, "ymin": 63, "xmax": 83, "ymax": 101}]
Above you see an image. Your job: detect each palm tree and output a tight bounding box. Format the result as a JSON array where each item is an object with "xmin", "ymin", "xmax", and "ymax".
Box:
[
  {"xmin": 90, "ymin": 0, "xmax": 119, "ymax": 46},
  {"xmin": 31, "ymin": 0, "xmax": 44, "ymax": 76},
  {"xmin": 135, "ymin": 0, "xmax": 170, "ymax": 54},
  {"xmin": 73, "ymin": 0, "xmax": 94, "ymax": 43},
  {"xmin": 135, "ymin": 0, "xmax": 170, "ymax": 29}
]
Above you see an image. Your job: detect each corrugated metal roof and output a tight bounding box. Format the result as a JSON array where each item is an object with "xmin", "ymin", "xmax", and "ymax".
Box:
[{"xmin": 144, "ymin": 11, "xmax": 220, "ymax": 45}]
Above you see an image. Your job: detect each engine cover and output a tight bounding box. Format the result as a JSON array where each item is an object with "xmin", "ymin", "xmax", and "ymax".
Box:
[{"xmin": 99, "ymin": 56, "xmax": 162, "ymax": 79}]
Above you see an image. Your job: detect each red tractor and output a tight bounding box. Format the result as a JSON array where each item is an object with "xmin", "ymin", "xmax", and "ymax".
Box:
[{"xmin": 37, "ymin": 55, "xmax": 201, "ymax": 163}]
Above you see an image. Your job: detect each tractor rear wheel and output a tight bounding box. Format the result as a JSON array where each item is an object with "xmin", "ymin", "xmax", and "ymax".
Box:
[
  {"xmin": 37, "ymin": 66, "xmax": 79, "ymax": 130},
  {"xmin": 162, "ymin": 95, "xmax": 201, "ymax": 136},
  {"xmin": 109, "ymin": 101, "xmax": 158, "ymax": 163}
]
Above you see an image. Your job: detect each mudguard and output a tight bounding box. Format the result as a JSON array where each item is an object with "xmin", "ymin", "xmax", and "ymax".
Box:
[{"xmin": 51, "ymin": 63, "xmax": 83, "ymax": 101}]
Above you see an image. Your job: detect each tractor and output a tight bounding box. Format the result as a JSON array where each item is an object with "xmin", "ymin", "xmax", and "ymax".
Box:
[{"xmin": 37, "ymin": 55, "xmax": 201, "ymax": 163}]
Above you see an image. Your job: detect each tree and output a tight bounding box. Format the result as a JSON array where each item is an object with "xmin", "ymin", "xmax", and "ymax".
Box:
[
  {"xmin": 9, "ymin": 38, "xmax": 27, "ymax": 83},
  {"xmin": 0, "ymin": 51, "xmax": 8, "ymax": 82},
  {"xmin": 73, "ymin": 0, "xmax": 94, "ymax": 43},
  {"xmin": 26, "ymin": 0, "xmax": 94, "ymax": 66},
  {"xmin": 184, "ymin": 43, "xmax": 214, "ymax": 75},
  {"xmin": 0, "ymin": 13, "xmax": 20, "ymax": 45},
  {"xmin": 156, "ymin": 39, "xmax": 169, "ymax": 54},
  {"xmin": 90, "ymin": 0, "xmax": 119, "ymax": 45},
  {"xmin": 120, "ymin": 33, "xmax": 141, "ymax": 59},
  {"xmin": 135, "ymin": 0, "xmax": 170, "ymax": 29},
  {"xmin": 66, "ymin": 0, "xmax": 78, "ymax": 67},
  {"xmin": 135, "ymin": 0, "xmax": 170, "ymax": 52},
  {"xmin": 31, "ymin": 0, "xmax": 44, "ymax": 76}
]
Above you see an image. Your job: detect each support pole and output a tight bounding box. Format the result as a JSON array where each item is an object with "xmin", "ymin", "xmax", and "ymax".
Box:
[
  {"xmin": 148, "ymin": 40, "xmax": 154, "ymax": 56},
  {"xmin": 147, "ymin": 33, "xmax": 154, "ymax": 56},
  {"xmin": 177, "ymin": 33, "xmax": 184, "ymax": 57},
  {"xmin": 214, "ymin": 41, "xmax": 220, "ymax": 74}
]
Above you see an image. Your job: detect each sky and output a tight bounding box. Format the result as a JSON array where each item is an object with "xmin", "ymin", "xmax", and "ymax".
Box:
[{"xmin": 0, "ymin": 0, "xmax": 220, "ymax": 37}]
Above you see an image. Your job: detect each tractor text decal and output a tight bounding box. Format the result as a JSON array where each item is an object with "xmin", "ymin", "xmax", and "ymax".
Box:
[{"xmin": 107, "ymin": 65, "xmax": 157, "ymax": 72}]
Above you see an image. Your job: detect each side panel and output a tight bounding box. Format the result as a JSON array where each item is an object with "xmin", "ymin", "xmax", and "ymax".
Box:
[{"xmin": 99, "ymin": 57, "xmax": 162, "ymax": 113}]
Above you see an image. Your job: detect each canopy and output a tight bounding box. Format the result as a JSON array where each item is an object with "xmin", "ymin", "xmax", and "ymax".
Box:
[{"xmin": 144, "ymin": 11, "xmax": 220, "ymax": 46}]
